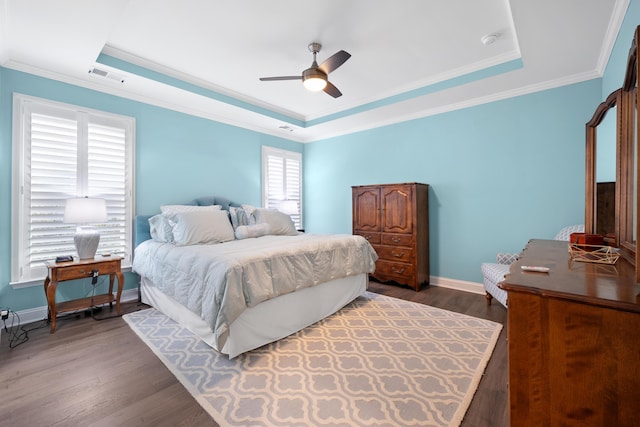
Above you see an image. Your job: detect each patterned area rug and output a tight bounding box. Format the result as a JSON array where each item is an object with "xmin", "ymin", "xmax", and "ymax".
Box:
[{"xmin": 124, "ymin": 292, "xmax": 502, "ymax": 427}]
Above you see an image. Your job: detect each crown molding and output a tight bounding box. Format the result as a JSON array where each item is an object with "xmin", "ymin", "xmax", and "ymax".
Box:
[
  {"xmin": 2, "ymin": 56, "xmax": 601, "ymax": 145},
  {"xmin": 101, "ymin": 45, "xmax": 307, "ymax": 123},
  {"xmin": 299, "ymin": 69, "xmax": 602, "ymax": 143},
  {"xmin": 304, "ymin": 50, "xmax": 523, "ymax": 122},
  {"xmin": 595, "ymin": 0, "xmax": 630, "ymax": 75}
]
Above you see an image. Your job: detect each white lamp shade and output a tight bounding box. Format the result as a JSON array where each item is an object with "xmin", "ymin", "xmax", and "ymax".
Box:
[
  {"xmin": 275, "ymin": 200, "xmax": 299, "ymax": 215},
  {"xmin": 64, "ymin": 197, "xmax": 108, "ymax": 224}
]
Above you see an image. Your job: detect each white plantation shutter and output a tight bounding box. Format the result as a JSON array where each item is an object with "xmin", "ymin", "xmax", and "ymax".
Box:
[
  {"xmin": 12, "ymin": 95, "xmax": 134, "ymax": 284},
  {"xmin": 87, "ymin": 121, "xmax": 129, "ymax": 257},
  {"xmin": 262, "ymin": 146, "xmax": 302, "ymax": 229},
  {"xmin": 26, "ymin": 113, "xmax": 78, "ymax": 278}
]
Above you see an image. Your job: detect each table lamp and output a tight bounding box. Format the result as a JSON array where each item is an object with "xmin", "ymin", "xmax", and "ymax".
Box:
[{"xmin": 64, "ymin": 197, "xmax": 108, "ymax": 259}]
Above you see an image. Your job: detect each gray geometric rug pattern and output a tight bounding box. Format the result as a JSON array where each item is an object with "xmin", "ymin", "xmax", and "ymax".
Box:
[{"xmin": 124, "ymin": 291, "xmax": 502, "ymax": 427}]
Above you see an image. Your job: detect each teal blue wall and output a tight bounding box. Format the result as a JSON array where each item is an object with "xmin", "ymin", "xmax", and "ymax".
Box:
[
  {"xmin": 304, "ymin": 2, "xmax": 640, "ymax": 283},
  {"xmin": 0, "ymin": 69, "xmax": 300, "ymax": 311},
  {"xmin": 304, "ymin": 80, "xmax": 600, "ymax": 282}
]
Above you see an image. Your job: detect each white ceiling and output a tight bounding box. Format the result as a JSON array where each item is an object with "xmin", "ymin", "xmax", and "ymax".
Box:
[{"xmin": 0, "ymin": 0, "xmax": 628, "ymax": 142}]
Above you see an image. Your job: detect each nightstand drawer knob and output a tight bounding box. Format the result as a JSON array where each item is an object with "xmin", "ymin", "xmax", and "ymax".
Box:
[{"xmin": 392, "ymin": 251, "xmax": 405, "ymax": 258}]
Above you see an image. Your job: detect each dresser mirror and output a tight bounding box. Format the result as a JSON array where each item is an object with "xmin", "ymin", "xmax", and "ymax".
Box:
[
  {"xmin": 619, "ymin": 26, "xmax": 638, "ymax": 277},
  {"xmin": 585, "ymin": 89, "xmax": 620, "ymax": 245},
  {"xmin": 585, "ymin": 25, "xmax": 640, "ymax": 281}
]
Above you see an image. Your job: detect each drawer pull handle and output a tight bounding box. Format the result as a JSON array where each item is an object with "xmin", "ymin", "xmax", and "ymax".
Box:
[
  {"xmin": 391, "ymin": 237, "xmax": 401, "ymax": 243},
  {"xmin": 392, "ymin": 252, "xmax": 405, "ymax": 258},
  {"xmin": 392, "ymin": 267, "xmax": 405, "ymax": 274},
  {"xmin": 364, "ymin": 235, "xmax": 371, "ymax": 240}
]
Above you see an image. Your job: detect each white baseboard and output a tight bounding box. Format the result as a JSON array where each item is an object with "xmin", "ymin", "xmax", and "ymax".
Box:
[
  {"xmin": 8, "ymin": 288, "xmax": 140, "ymax": 327},
  {"xmin": 429, "ymin": 276, "xmax": 485, "ymax": 295}
]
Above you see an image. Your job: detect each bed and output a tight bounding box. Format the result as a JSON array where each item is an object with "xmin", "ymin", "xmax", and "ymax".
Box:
[{"xmin": 132, "ymin": 196, "xmax": 378, "ymax": 358}]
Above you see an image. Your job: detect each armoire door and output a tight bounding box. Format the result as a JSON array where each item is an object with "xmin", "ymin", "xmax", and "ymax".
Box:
[
  {"xmin": 381, "ymin": 185, "xmax": 413, "ymax": 234},
  {"xmin": 353, "ymin": 187, "xmax": 381, "ymax": 231}
]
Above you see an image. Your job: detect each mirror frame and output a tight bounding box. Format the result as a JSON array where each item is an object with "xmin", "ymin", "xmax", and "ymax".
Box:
[
  {"xmin": 585, "ymin": 25, "xmax": 640, "ymax": 281},
  {"xmin": 619, "ymin": 26, "xmax": 638, "ymax": 276},
  {"xmin": 585, "ymin": 89, "xmax": 622, "ymax": 241}
]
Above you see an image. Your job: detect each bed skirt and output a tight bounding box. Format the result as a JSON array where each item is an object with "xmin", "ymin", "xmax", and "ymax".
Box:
[{"xmin": 140, "ymin": 273, "xmax": 368, "ymax": 358}]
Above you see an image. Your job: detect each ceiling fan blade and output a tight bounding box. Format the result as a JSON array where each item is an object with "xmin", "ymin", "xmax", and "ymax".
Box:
[
  {"xmin": 323, "ymin": 81, "xmax": 342, "ymax": 98},
  {"xmin": 259, "ymin": 76, "xmax": 302, "ymax": 81},
  {"xmin": 318, "ymin": 50, "xmax": 351, "ymax": 74}
]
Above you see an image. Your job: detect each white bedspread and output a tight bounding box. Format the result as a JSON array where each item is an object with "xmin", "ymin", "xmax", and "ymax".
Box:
[{"xmin": 132, "ymin": 234, "xmax": 378, "ymax": 351}]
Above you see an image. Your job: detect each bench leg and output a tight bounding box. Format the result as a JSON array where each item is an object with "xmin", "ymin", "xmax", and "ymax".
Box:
[{"xmin": 485, "ymin": 292, "xmax": 493, "ymax": 305}]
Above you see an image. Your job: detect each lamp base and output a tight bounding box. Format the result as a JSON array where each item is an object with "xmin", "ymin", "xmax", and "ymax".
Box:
[{"xmin": 74, "ymin": 226, "xmax": 100, "ymax": 259}]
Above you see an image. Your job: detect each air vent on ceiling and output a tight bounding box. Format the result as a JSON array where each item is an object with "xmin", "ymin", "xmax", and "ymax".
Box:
[
  {"xmin": 88, "ymin": 67, "xmax": 125, "ymax": 84},
  {"xmin": 279, "ymin": 125, "xmax": 295, "ymax": 132}
]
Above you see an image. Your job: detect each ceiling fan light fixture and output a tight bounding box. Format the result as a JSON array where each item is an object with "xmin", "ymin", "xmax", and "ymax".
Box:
[
  {"xmin": 302, "ymin": 68, "xmax": 327, "ymax": 92},
  {"xmin": 260, "ymin": 43, "xmax": 349, "ymax": 98},
  {"xmin": 303, "ymin": 77, "xmax": 327, "ymax": 91}
]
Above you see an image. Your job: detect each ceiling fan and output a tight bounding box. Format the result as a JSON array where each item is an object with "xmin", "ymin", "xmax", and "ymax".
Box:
[{"xmin": 259, "ymin": 43, "xmax": 351, "ymax": 98}]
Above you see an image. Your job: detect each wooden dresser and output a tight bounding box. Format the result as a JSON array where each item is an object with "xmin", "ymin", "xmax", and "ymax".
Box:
[
  {"xmin": 352, "ymin": 183, "xmax": 429, "ymax": 291},
  {"xmin": 501, "ymin": 239, "xmax": 640, "ymax": 426}
]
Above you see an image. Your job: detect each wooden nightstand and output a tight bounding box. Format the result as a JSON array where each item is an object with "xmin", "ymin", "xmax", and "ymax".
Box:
[{"xmin": 44, "ymin": 256, "xmax": 124, "ymax": 333}]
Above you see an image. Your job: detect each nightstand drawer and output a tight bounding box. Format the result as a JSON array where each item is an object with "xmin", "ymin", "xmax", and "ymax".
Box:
[
  {"xmin": 55, "ymin": 265, "xmax": 94, "ymax": 281},
  {"xmin": 52, "ymin": 259, "xmax": 121, "ymax": 281}
]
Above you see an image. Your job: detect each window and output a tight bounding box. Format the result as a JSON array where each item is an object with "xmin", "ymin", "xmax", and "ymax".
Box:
[
  {"xmin": 11, "ymin": 94, "xmax": 135, "ymax": 285},
  {"xmin": 262, "ymin": 146, "xmax": 302, "ymax": 229}
]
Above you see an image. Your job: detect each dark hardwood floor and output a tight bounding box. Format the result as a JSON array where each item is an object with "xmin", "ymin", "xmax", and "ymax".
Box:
[{"xmin": 0, "ymin": 282, "xmax": 508, "ymax": 426}]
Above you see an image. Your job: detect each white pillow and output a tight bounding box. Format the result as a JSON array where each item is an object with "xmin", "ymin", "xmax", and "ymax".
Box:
[
  {"xmin": 160, "ymin": 204, "xmax": 222, "ymax": 220},
  {"xmin": 235, "ymin": 223, "xmax": 272, "ymax": 240},
  {"xmin": 254, "ymin": 208, "xmax": 297, "ymax": 236},
  {"xmin": 148, "ymin": 214, "xmax": 174, "ymax": 243},
  {"xmin": 171, "ymin": 209, "xmax": 235, "ymax": 246}
]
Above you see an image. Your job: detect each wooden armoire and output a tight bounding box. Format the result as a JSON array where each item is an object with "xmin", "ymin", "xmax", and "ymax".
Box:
[{"xmin": 352, "ymin": 183, "xmax": 429, "ymax": 291}]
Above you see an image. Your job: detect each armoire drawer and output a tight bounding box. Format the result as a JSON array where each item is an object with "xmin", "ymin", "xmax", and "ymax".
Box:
[
  {"xmin": 374, "ymin": 260, "xmax": 415, "ymax": 282},
  {"xmin": 354, "ymin": 231, "xmax": 381, "ymax": 244},
  {"xmin": 373, "ymin": 245, "xmax": 414, "ymax": 262},
  {"xmin": 381, "ymin": 233, "xmax": 414, "ymax": 246}
]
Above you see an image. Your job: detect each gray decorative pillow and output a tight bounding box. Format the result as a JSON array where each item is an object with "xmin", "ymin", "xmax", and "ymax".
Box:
[
  {"xmin": 229, "ymin": 206, "xmax": 250, "ymax": 230},
  {"xmin": 160, "ymin": 204, "xmax": 222, "ymax": 221},
  {"xmin": 254, "ymin": 208, "xmax": 297, "ymax": 236},
  {"xmin": 171, "ymin": 209, "xmax": 235, "ymax": 245},
  {"xmin": 242, "ymin": 204, "xmax": 258, "ymax": 225}
]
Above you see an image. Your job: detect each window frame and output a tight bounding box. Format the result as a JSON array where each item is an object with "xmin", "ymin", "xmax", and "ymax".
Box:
[
  {"xmin": 261, "ymin": 146, "xmax": 302, "ymax": 229},
  {"xmin": 11, "ymin": 94, "xmax": 135, "ymax": 287}
]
